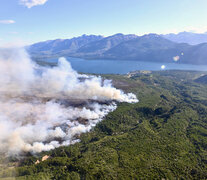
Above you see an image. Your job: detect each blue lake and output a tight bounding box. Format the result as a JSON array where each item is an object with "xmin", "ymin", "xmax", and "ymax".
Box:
[{"xmin": 43, "ymin": 57, "xmax": 207, "ymax": 74}]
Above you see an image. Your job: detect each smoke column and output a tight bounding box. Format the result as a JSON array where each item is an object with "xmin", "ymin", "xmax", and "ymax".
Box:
[{"xmin": 0, "ymin": 47, "xmax": 138, "ymax": 156}]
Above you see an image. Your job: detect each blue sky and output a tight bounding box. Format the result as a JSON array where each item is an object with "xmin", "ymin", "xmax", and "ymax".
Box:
[{"xmin": 0, "ymin": 0, "xmax": 207, "ymax": 44}]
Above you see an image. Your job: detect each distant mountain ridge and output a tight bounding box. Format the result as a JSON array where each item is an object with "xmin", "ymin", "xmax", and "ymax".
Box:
[
  {"xmin": 28, "ymin": 34, "xmax": 104, "ymax": 57},
  {"xmin": 77, "ymin": 33, "xmax": 138, "ymax": 55},
  {"xmin": 162, "ymin": 32, "xmax": 207, "ymax": 45},
  {"xmin": 28, "ymin": 33, "xmax": 207, "ymax": 65},
  {"xmin": 101, "ymin": 34, "xmax": 189, "ymax": 62}
]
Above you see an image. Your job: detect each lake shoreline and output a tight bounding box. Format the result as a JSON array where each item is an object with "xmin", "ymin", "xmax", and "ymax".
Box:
[{"xmin": 35, "ymin": 57, "xmax": 207, "ymax": 74}]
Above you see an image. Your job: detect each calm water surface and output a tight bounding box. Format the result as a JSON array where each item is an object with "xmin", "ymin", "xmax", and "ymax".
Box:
[{"xmin": 43, "ymin": 57, "xmax": 207, "ymax": 74}]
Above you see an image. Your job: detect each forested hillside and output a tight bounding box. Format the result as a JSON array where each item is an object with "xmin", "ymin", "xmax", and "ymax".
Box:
[{"xmin": 1, "ymin": 70, "xmax": 207, "ymax": 179}]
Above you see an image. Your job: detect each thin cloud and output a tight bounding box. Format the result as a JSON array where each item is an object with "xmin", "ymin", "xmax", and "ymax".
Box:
[
  {"xmin": 0, "ymin": 20, "xmax": 15, "ymax": 24},
  {"xmin": 20, "ymin": 0, "xmax": 48, "ymax": 8}
]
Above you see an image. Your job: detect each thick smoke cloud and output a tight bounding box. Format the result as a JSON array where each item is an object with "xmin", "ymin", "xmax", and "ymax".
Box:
[{"xmin": 0, "ymin": 48, "xmax": 138, "ymax": 156}]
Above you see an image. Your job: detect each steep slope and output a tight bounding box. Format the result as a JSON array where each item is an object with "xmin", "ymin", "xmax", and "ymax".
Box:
[
  {"xmin": 103, "ymin": 34, "xmax": 190, "ymax": 62},
  {"xmin": 75, "ymin": 33, "xmax": 138, "ymax": 57},
  {"xmin": 183, "ymin": 43, "xmax": 207, "ymax": 64},
  {"xmin": 195, "ymin": 74, "xmax": 207, "ymax": 84},
  {"xmin": 28, "ymin": 34, "xmax": 103, "ymax": 57}
]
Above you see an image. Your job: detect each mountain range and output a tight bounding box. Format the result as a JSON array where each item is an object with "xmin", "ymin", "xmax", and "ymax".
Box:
[
  {"xmin": 162, "ymin": 32, "xmax": 207, "ymax": 45},
  {"xmin": 28, "ymin": 32, "xmax": 207, "ymax": 65}
]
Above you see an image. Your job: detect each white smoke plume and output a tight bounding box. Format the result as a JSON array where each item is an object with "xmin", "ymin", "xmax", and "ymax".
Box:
[{"xmin": 0, "ymin": 48, "xmax": 138, "ymax": 156}]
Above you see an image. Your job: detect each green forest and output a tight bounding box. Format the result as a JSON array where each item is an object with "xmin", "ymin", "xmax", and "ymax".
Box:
[{"xmin": 1, "ymin": 70, "xmax": 207, "ymax": 180}]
